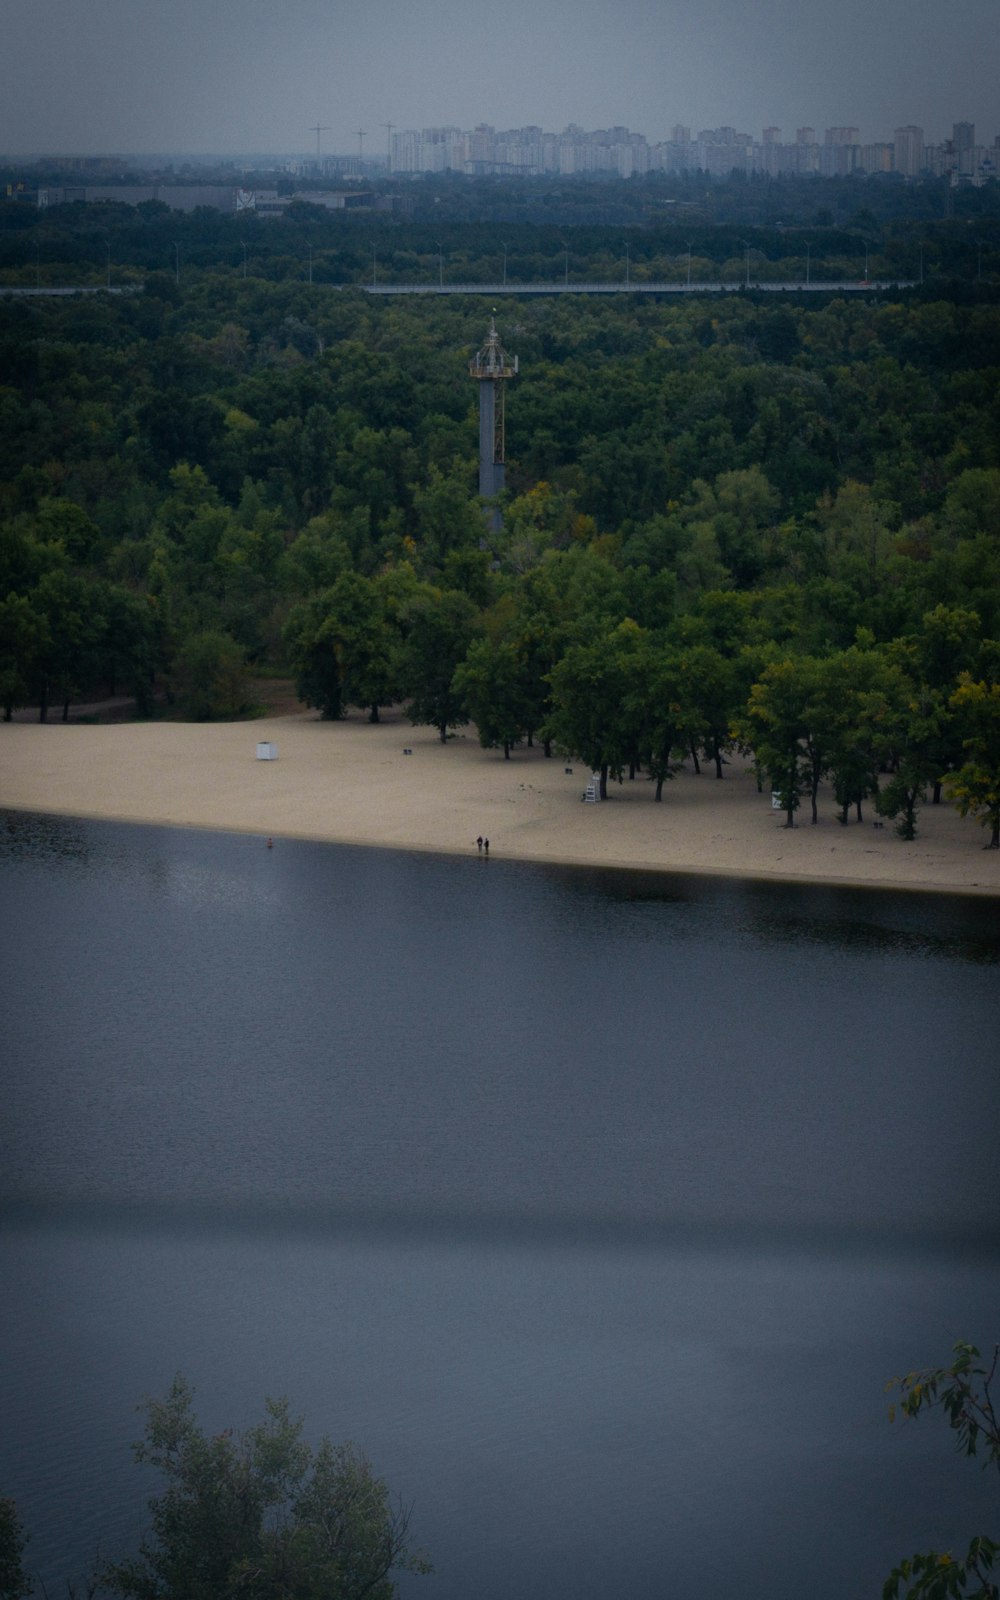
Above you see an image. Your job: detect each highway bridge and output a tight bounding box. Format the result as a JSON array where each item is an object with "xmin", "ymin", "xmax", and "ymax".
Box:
[
  {"xmin": 362, "ymin": 278, "xmax": 911, "ymax": 296},
  {"xmin": 0, "ymin": 278, "xmax": 914, "ymax": 300}
]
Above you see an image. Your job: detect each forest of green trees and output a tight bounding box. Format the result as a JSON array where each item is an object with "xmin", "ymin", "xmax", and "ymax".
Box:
[{"xmin": 2, "ymin": 195, "xmax": 1000, "ymax": 845}]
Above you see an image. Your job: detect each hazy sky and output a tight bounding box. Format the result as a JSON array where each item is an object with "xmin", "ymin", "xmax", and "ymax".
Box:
[{"xmin": 2, "ymin": 0, "xmax": 996, "ymax": 155}]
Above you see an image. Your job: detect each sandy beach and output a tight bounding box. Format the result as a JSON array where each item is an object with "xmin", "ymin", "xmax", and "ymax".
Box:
[{"xmin": 2, "ymin": 707, "xmax": 999, "ymax": 894}]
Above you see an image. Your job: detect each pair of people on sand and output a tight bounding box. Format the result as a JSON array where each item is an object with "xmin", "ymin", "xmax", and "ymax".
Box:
[{"xmin": 476, "ymin": 835, "xmax": 490, "ymax": 855}]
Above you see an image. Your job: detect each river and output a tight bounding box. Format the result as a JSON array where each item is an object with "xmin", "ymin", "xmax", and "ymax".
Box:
[{"xmin": 1, "ymin": 809, "xmax": 997, "ymax": 1598}]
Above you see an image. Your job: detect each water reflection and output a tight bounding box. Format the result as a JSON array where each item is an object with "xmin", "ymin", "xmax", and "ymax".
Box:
[
  {"xmin": 4, "ymin": 807, "xmax": 998, "ymax": 961},
  {"xmin": 1, "ymin": 808, "xmax": 94, "ymax": 867},
  {"xmin": 532, "ymin": 856, "xmax": 1000, "ymax": 962}
]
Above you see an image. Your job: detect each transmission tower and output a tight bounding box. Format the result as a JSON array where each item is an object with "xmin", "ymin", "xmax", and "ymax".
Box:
[{"xmin": 469, "ymin": 317, "xmax": 517, "ymax": 529}]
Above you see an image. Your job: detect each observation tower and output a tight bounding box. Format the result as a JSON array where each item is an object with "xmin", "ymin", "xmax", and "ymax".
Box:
[{"xmin": 469, "ymin": 317, "xmax": 517, "ymax": 528}]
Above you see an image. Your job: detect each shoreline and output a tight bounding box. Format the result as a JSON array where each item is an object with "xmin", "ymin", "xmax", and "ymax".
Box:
[
  {"xmin": 4, "ymin": 802, "xmax": 998, "ymax": 902},
  {"xmin": 2, "ymin": 709, "xmax": 999, "ymax": 898}
]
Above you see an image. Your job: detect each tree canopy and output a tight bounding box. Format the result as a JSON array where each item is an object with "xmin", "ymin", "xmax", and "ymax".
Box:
[
  {"xmin": 4, "ymin": 1376, "xmax": 430, "ymax": 1600},
  {"xmin": 0, "ymin": 218, "xmax": 998, "ymax": 850}
]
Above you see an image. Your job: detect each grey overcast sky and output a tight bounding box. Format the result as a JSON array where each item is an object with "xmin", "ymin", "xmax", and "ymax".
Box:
[{"xmin": 2, "ymin": 0, "xmax": 996, "ymax": 156}]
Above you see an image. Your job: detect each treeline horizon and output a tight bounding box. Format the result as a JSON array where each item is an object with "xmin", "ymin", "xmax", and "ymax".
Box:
[{"xmin": 3, "ymin": 181, "xmax": 1000, "ymax": 290}]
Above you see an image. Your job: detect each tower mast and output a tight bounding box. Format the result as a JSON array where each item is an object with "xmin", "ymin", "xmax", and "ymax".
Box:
[{"xmin": 469, "ymin": 316, "xmax": 517, "ymax": 530}]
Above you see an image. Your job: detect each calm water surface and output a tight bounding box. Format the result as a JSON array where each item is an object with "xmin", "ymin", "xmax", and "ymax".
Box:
[{"xmin": 1, "ymin": 810, "xmax": 998, "ymax": 1599}]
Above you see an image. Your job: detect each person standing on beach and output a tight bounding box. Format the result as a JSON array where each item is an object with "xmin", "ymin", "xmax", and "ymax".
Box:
[
  {"xmin": 484, "ymin": 838, "xmax": 489, "ymax": 855},
  {"xmin": 476, "ymin": 836, "xmax": 483, "ymax": 852}
]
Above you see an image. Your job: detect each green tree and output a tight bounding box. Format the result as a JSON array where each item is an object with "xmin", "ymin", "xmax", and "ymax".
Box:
[
  {"xmin": 813, "ymin": 479, "xmax": 899, "ymax": 600},
  {"xmin": 899, "ymin": 606, "xmax": 982, "ymax": 803},
  {"xmin": 545, "ymin": 623, "xmax": 639, "ymax": 798},
  {"xmin": 171, "ymin": 629, "xmax": 249, "ymax": 721},
  {"xmin": 493, "ymin": 482, "xmax": 593, "ymax": 576},
  {"xmin": 686, "ymin": 467, "xmax": 779, "ymax": 587},
  {"xmin": 625, "ymin": 639, "xmax": 686, "ymax": 801},
  {"xmin": 741, "ymin": 657, "xmax": 816, "ymax": 827},
  {"xmin": 677, "ymin": 642, "xmax": 740, "ymax": 781},
  {"xmin": 412, "ymin": 465, "xmax": 481, "ymax": 567},
  {"xmin": 34, "ymin": 497, "xmax": 102, "ymax": 565},
  {"xmin": 883, "ymin": 1342, "xmax": 998, "ymax": 1600},
  {"xmin": 94, "ymin": 582, "xmax": 159, "ymax": 714},
  {"xmin": 399, "ymin": 588, "xmax": 480, "ymax": 742},
  {"xmin": 32, "ymin": 569, "xmax": 103, "ymax": 723},
  {"xmin": 875, "ymin": 677, "xmax": 950, "ymax": 841},
  {"xmin": 940, "ymin": 470, "xmax": 1000, "ymax": 545},
  {"xmin": 103, "ymin": 1375, "xmax": 430, "ymax": 1600},
  {"xmin": 453, "ymin": 637, "xmax": 532, "ymax": 758},
  {"xmin": 948, "ymin": 674, "xmax": 1000, "ymax": 848},
  {"xmin": 0, "ymin": 1498, "xmax": 31, "ymax": 1600},
  {"xmin": 812, "ymin": 644, "xmax": 901, "ymax": 825},
  {"xmin": 328, "ymin": 572, "xmax": 398, "ymax": 721},
  {"xmin": 280, "ymin": 517, "xmax": 353, "ymax": 598},
  {"xmin": 284, "ymin": 591, "xmax": 344, "ymax": 719},
  {"xmin": 0, "ymin": 594, "xmax": 47, "ymax": 721}
]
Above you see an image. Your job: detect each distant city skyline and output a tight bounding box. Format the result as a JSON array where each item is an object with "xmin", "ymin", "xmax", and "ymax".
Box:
[
  {"xmin": 375, "ymin": 118, "xmax": 996, "ymax": 184},
  {"xmin": 29, "ymin": 116, "xmax": 999, "ymax": 211},
  {"xmin": 16, "ymin": 116, "xmax": 998, "ymax": 187},
  {"xmin": 1, "ymin": 0, "xmax": 996, "ymax": 159}
]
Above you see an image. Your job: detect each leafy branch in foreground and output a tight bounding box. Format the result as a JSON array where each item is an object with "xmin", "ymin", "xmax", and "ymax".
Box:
[
  {"xmin": 0, "ymin": 1497, "xmax": 31, "ymax": 1600},
  {"xmin": 102, "ymin": 1375, "xmax": 430, "ymax": 1600},
  {"xmin": 883, "ymin": 1342, "xmax": 999, "ymax": 1600}
]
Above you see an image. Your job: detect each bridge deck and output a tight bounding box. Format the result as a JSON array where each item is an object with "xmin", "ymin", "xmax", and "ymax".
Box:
[{"xmin": 362, "ymin": 279, "xmax": 909, "ymax": 296}]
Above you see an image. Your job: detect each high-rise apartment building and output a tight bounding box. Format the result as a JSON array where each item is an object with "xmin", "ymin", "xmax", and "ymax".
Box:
[
  {"xmin": 858, "ymin": 143, "xmax": 894, "ymax": 174},
  {"xmin": 894, "ymin": 125, "xmax": 924, "ymax": 177},
  {"xmin": 385, "ymin": 115, "xmax": 991, "ymax": 185},
  {"xmin": 952, "ymin": 122, "xmax": 976, "ymax": 176}
]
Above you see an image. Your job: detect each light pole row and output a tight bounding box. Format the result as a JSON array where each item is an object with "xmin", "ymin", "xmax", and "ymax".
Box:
[{"xmin": 136, "ymin": 234, "xmax": 986, "ymax": 294}]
